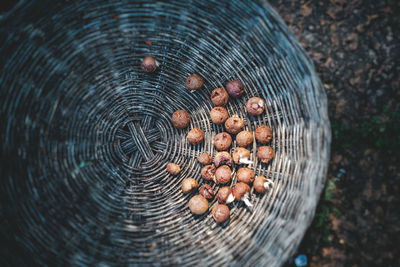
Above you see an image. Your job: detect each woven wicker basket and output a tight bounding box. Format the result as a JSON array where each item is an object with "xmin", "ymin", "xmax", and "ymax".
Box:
[{"xmin": 0, "ymin": 0, "xmax": 330, "ymax": 266}]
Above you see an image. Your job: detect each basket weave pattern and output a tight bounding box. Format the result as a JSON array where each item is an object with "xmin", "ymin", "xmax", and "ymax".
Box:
[{"xmin": 0, "ymin": 0, "xmax": 330, "ymax": 266}]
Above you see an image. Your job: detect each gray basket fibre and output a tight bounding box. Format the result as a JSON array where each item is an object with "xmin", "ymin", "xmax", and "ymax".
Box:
[{"xmin": 0, "ymin": 0, "xmax": 330, "ymax": 266}]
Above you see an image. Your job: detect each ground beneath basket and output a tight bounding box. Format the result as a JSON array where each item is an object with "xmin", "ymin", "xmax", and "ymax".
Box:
[{"xmin": 268, "ymin": 0, "xmax": 400, "ymax": 266}]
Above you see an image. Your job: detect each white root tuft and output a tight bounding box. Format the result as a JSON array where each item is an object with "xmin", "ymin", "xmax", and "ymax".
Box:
[
  {"xmin": 226, "ymin": 193, "xmax": 235, "ymax": 204},
  {"xmin": 239, "ymin": 157, "xmax": 254, "ymax": 164},
  {"xmin": 263, "ymin": 179, "xmax": 274, "ymax": 189},
  {"xmin": 242, "ymin": 193, "xmax": 253, "ymax": 207}
]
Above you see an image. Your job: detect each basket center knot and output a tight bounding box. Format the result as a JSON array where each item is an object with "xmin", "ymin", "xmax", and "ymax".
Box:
[{"xmin": 116, "ymin": 118, "xmax": 161, "ymax": 166}]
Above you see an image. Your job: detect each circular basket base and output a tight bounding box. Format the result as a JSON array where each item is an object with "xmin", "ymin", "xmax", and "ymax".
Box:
[{"xmin": 0, "ymin": 0, "xmax": 330, "ymax": 266}]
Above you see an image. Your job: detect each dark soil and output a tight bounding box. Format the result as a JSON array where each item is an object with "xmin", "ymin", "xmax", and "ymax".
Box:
[{"xmin": 268, "ymin": 0, "xmax": 400, "ymax": 266}]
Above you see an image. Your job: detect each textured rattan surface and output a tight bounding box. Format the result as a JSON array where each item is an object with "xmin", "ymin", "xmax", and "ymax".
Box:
[{"xmin": 0, "ymin": 0, "xmax": 330, "ymax": 266}]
